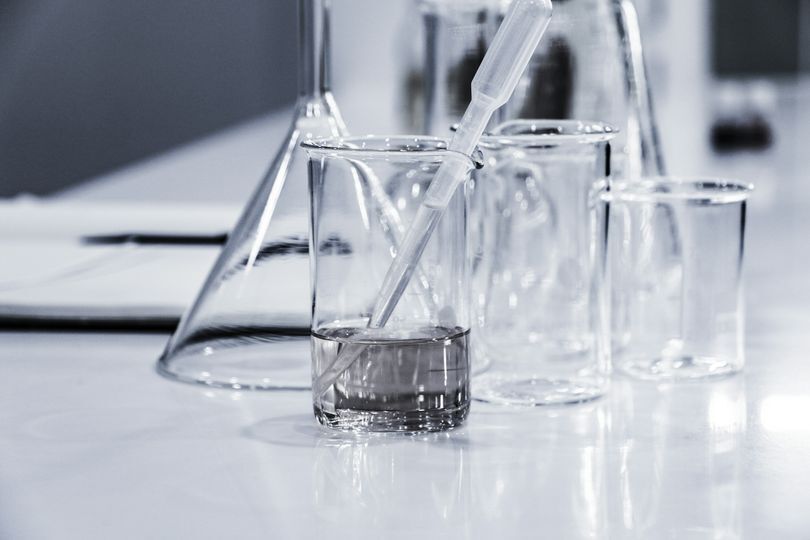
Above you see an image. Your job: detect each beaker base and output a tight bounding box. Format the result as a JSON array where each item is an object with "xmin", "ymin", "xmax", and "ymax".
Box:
[
  {"xmin": 616, "ymin": 355, "xmax": 742, "ymax": 382},
  {"xmin": 473, "ymin": 374, "xmax": 605, "ymax": 406},
  {"xmin": 313, "ymin": 403, "xmax": 470, "ymax": 433}
]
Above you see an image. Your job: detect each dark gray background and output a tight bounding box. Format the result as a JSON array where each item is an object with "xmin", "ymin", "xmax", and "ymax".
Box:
[
  {"xmin": 712, "ymin": 0, "xmax": 803, "ymax": 76},
  {"xmin": 0, "ymin": 0, "xmax": 297, "ymax": 196},
  {"xmin": 0, "ymin": 0, "xmax": 806, "ymax": 197}
]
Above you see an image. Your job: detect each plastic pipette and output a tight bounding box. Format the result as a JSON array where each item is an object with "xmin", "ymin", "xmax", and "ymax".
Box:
[{"xmin": 314, "ymin": 0, "xmax": 553, "ymax": 397}]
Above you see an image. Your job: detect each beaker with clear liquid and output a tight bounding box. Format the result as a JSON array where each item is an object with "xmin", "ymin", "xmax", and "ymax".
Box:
[{"xmin": 305, "ymin": 136, "xmax": 480, "ymax": 432}]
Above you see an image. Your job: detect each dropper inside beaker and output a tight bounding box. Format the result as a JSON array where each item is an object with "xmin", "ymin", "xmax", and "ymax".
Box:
[{"xmin": 313, "ymin": 0, "xmax": 554, "ymax": 397}]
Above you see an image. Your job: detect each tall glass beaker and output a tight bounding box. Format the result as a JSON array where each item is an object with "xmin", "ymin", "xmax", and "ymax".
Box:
[
  {"xmin": 157, "ymin": 0, "xmax": 345, "ymax": 390},
  {"xmin": 473, "ymin": 120, "xmax": 614, "ymax": 405},
  {"xmin": 305, "ymin": 136, "xmax": 478, "ymax": 432}
]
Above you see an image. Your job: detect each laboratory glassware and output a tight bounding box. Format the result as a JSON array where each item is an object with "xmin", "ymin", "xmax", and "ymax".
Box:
[
  {"xmin": 157, "ymin": 0, "xmax": 345, "ymax": 390},
  {"xmin": 473, "ymin": 120, "xmax": 615, "ymax": 406},
  {"xmin": 418, "ymin": 0, "xmax": 503, "ymax": 135},
  {"xmin": 604, "ymin": 178, "xmax": 752, "ymax": 380},
  {"xmin": 311, "ymin": 0, "xmax": 553, "ymax": 402},
  {"xmin": 417, "ymin": 0, "xmax": 664, "ymax": 179},
  {"xmin": 305, "ymin": 136, "xmax": 480, "ymax": 432}
]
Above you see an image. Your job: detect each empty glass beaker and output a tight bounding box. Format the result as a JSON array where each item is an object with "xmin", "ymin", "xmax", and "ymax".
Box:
[
  {"xmin": 472, "ymin": 120, "xmax": 615, "ymax": 406},
  {"xmin": 157, "ymin": 0, "xmax": 345, "ymax": 390},
  {"xmin": 604, "ymin": 178, "xmax": 753, "ymax": 381},
  {"xmin": 416, "ymin": 0, "xmax": 664, "ymax": 178},
  {"xmin": 304, "ymin": 136, "xmax": 479, "ymax": 432}
]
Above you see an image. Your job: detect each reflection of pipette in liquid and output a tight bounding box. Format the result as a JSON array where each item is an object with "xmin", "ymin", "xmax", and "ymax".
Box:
[{"xmin": 314, "ymin": 0, "xmax": 554, "ymax": 398}]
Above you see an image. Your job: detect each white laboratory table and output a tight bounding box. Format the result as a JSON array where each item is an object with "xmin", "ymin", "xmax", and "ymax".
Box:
[{"xmin": 3, "ymin": 86, "xmax": 810, "ymax": 539}]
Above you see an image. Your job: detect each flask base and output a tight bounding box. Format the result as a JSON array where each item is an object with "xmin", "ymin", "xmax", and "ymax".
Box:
[
  {"xmin": 473, "ymin": 374, "xmax": 605, "ymax": 406},
  {"xmin": 616, "ymin": 355, "xmax": 742, "ymax": 382}
]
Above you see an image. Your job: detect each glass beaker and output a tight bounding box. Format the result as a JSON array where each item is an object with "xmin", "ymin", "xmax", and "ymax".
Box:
[
  {"xmin": 304, "ymin": 136, "xmax": 479, "ymax": 432},
  {"xmin": 472, "ymin": 120, "xmax": 615, "ymax": 406},
  {"xmin": 417, "ymin": 0, "xmax": 664, "ymax": 178},
  {"xmin": 604, "ymin": 178, "xmax": 753, "ymax": 381},
  {"xmin": 157, "ymin": 0, "xmax": 345, "ymax": 390}
]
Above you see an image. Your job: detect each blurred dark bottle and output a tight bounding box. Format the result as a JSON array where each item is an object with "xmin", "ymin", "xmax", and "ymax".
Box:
[{"xmin": 412, "ymin": 0, "xmax": 665, "ymax": 178}]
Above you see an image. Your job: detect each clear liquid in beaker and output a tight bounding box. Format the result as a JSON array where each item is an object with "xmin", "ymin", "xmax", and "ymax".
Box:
[{"xmin": 312, "ymin": 325, "xmax": 470, "ymax": 432}]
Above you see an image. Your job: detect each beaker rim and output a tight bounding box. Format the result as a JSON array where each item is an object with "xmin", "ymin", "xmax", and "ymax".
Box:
[
  {"xmin": 302, "ymin": 135, "xmax": 484, "ymax": 169},
  {"xmin": 601, "ymin": 177, "xmax": 754, "ymax": 204},
  {"xmin": 479, "ymin": 120, "xmax": 618, "ymax": 148}
]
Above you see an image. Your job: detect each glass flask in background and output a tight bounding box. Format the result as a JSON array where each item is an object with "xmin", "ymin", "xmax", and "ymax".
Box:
[
  {"xmin": 418, "ymin": 0, "xmax": 502, "ymax": 136},
  {"xmin": 157, "ymin": 0, "xmax": 345, "ymax": 390},
  {"xmin": 416, "ymin": 0, "xmax": 665, "ymax": 178}
]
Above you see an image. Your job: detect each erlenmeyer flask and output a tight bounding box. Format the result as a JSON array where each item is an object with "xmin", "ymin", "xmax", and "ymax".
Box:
[
  {"xmin": 419, "ymin": 0, "xmax": 665, "ymax": 177},
  {"xmin": 157, "ymin": 0, "xmax": 345, "ymax": 390}
]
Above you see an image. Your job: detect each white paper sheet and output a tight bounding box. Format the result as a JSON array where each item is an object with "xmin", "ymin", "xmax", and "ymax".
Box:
[{"xmin": 0, "ymin": 200, "xmax": 240, "ymax": 328}]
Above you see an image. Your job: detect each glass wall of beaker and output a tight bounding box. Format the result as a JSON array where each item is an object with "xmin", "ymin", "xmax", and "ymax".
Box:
[
  {"xmin": 305, "ymin": 136, "xmax": 477, "ymax": 432},
  {"xmin": 473, "ymin": 120, "xmax": 614, "ymax": 405}
]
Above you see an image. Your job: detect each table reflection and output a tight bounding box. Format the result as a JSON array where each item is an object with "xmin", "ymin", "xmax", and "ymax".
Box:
[
  {"xmin": 235, "ymin": 375, "xmax": 746, "ymax": 538},
  {"xmin": 607, "ymin": 377, "xmax": 745, "ymax": 539},
  {"xmin": 313, "ymin": 432, "xmax": 471, "ymax": 535},
  {"xmin": 467, "ymin": 402, "xmax": 608, "ymax": 538}
]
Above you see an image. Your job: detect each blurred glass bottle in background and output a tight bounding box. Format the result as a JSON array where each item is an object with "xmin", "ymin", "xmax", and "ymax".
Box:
[
  {"xmin": 417, "ymin": 0, "xmax": 502, "ymax": 135},
  {"xmin": 413, "ymin": 0, "xmax": 665, "ymax": 178}
]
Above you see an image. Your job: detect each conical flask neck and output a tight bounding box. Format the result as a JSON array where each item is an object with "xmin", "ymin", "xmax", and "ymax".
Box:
[{"xmin": 299, "ymin": 0, "xmax": 333, "ymax": 99}]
